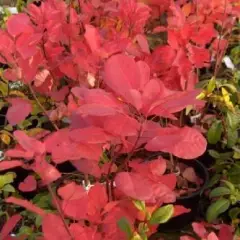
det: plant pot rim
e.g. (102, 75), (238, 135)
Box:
(177, 159), (209, 200)
(146, 152), (209, 200)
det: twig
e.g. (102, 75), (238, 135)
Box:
(47, 185), (74, 239)
(28, 84), (59, 131)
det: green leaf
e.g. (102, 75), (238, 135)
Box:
(233, 151), (240, 159)
(0, 81), (8, 97)
(228, 165), (240, 185)
(207, 120), (223, 144)
(149, 204), (174, 225)
(226, 128), (238, 148)
(0, 172), (16, 188)
(138, 223), (148, 240)
(207, 174), (221, 188)
(207, 77), (216, 93)
(221, 84), (237, 93)
(133, 200), (145, 211)
(35, 215), (42, 228)
(222, 180), (235, 192)
(18, 226), (33, 236)
(229, 207), (240, 220)
(206, 198), (230, 223)
(208, 150), (220, 159)
(209, 187), (231, 198)
(2, 184), (15, 192)
(117, 217), (132, 239)
(18, 120), (32, 130)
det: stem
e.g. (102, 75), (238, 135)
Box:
(28, 86), (72, 237)
(213, 0), (228, 78)
(47, 185), (74, 239)
(28, 84), (59, 131)
(169, 153), (176, 172)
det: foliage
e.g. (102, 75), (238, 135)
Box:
(0, 0), (239, 239)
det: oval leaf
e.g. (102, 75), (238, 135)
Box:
(207, 120), (223, 144)
(209, 187), (231, 198)
(149, 204), (174, 225)
(206, 198), (230, 223)
(117, 217), (133, 239)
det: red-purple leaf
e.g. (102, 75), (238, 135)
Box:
(173, 205), (191, 217)
(182, 167), (199, 183)
(70, 127), (114, 143)
(7, 14), (32, 37)
(57, 182), (88, 220)
(0, 214), (22, 239)
(104, 114), (140, 137)
(6, 98), (32, 126)
(71, 159), (101, 178)
(58, 182), (86, 200)
(104, 54), (141, 96)
(145, 126), (207, 159)
(192, 222), (207, 238)
(42, 214), (71, 240)
(0, 160), (23, 171)
(32, 156), (61, 184)
(5, 197), (45, 216)
(115, 172), (154, 201)
(19, 175), (37, 192)
(14, 130), (45, 156)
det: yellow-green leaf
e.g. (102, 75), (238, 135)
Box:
(0, 172), (16, 188)
(207, 77), (216, 93)
(149, 204), (174, 225)
(0, 133), (11, 145)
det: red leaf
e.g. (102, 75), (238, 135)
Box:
(129, 157), (167, 180)
(5, 147), (34, 159)
(59, 62), (78, 80)
(207, 232), (219, 240)
(5, 197), (45, 216)
(173, 205), (191, 217)
(145, 126), (207, 159)
(71, 159), (101, 178)
(135, 34), (150, 54)
(7, 14), (32, 37)
(157, 174), (177, 190)
(104, 114), (140, 137)
(0, 160), (23, 171)
(32, 156), (61, 184)
(50, 86), (69, 102)
(188, 45), (210, 68)
(192, 222), (207, 238)
(77, 104), (117, 116)
(0, 214), (22, 239)
(16, 33), (42, 59)
(115, 172), (154, 201)
(84, 24), (101, 53)
(57, 182), (88, 220)
(19, 175), (37, 192)
(87, 183), (108, 220)
(6, 98), (32, 126)
(147, 45), (176, 72)
(104, 54), (141, 96)
(51, 141), (102, 163)
(14, 130), (45, 156)
(34, 69), (51, 88)
(58, 182), (86, 199)
(182, 167), (199, 183)
(69, 224), (91, 240)
(42, 214), (71, 240)
(70, 127), (114, 143)
(190, 24), (217, 46)
(218, 224), (233, 240)
(180, 236), (195, 240)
